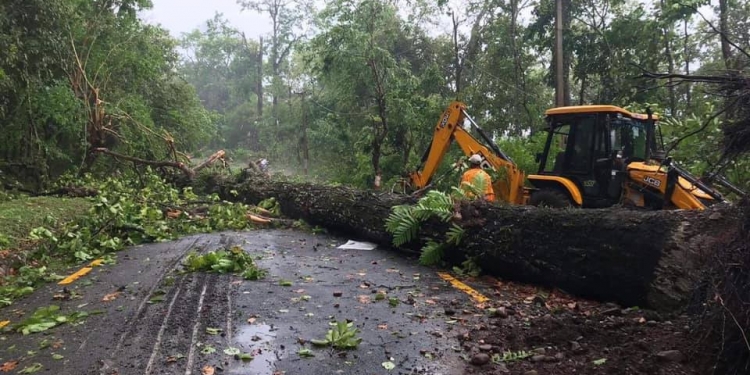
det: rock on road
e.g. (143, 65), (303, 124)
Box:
(0, 229), (477, 375)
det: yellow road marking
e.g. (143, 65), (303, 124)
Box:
(58, 258), (104, 285)
(437, 272), (489, 304)
(0, 320), (9, 329)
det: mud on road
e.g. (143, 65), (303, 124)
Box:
(0, 230), (473, 375)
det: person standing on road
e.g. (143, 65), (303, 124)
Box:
(460, 154), (496, 202)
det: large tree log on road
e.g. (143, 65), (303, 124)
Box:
(214, 175), (741, 312)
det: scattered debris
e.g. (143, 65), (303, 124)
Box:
(471, 353), (490, 366)
(0, 361), (19, 372)
(183, 245), (266, 280)
(337, 240), (377, 251)
(310, 321), (362, 349)
(17, 363), (43, 373)
(14, 305), (88, 335)
(656, 350), (685, 362)
(298, 348), (314, 358)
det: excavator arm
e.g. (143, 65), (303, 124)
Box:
(407, 101), (528, 205)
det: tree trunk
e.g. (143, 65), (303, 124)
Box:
(216, 176), (741, 313)
(661, 0), (677, 115)
(452, 12), (462, 97)
(719, 0), (733, 70)
(578, 75), (586, 105)
(257, 37), (264, 118)
(271, 3), (280, 127)
(509, 0), (534, 129)
(684, 19), (691, 109)
(555, 0), (565, 107)
(300, 91), (309, 175)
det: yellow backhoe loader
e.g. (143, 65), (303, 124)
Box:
(401, 101), (744, 210)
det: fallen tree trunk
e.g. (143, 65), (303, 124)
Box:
(214, 175), (741, 312)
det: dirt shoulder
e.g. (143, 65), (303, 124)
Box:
(452, 276), (701, 375)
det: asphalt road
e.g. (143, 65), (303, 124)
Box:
(0, 229), (479, 375)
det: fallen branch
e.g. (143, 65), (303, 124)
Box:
(193, 150), (227, 173)
(92, 148), (227, 180)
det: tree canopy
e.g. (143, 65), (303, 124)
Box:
(0, 0), (748, 193)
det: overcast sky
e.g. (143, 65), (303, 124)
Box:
(140, 0), (716, 43)
(140, 0), (476, 41)
(140, 0), (274, 40)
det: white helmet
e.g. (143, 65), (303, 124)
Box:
(468, 154), (482, 165)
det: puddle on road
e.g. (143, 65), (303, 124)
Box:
(226, 323), (279, 374)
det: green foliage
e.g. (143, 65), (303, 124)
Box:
(258, 198), (281, 216)
(0, 196), (91, 249)
(310, 320), (362, 350)
(385, 190), (453, 247)
(418, 240), (447, 266)
(452, 257), (482, 278)
(492, 350), (532, 363)
(385, 184), (492, 266)
(183, 245), (266, 280)
(14, 305), (89, 335)
(0, 169), (263, 307)
(0, 266), (64, 307)
(0, 0), (216, 188)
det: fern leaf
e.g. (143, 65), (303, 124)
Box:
(389, 210), (420, 246)
(419, 240), (446, 266)
(445, 223), (465, 245)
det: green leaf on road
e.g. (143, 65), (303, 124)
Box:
(236, 353), (254, 361)
(298, 348), (315, 358)
(382, 361), (396, 370)
(201, 345), (216, 355)
(18, 363), (43, 373)
(223, 347), (240, 356)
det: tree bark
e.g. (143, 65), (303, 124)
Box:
(555, 0), (565, 107)
(257, 36), (264, 117)
(215, 176), (741, 313)
(684, 19), (691, 108)
(452, 11), (462, 97)
(660, 0), (677, 115)
(719, 0), (733, 70)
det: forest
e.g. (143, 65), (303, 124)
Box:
(2, 1), (750, 374)
(1, 0), (748, 192)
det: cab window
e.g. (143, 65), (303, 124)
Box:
(611, 117), (647, 159)
(543, 124), (569, 173)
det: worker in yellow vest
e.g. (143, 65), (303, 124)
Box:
(460, 154), (496, 202)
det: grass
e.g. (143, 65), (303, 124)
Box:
(0, 196), (92, 248)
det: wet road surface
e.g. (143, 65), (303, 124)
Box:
(0, 229), (482, 375)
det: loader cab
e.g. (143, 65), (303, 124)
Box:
(531, 105), (659, 208)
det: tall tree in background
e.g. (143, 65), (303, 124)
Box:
(237, 0), (313, 127)
(306, 0), (437, 183)
(179, 14), (263, 149)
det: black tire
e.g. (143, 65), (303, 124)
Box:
(529, 189), (573, 208)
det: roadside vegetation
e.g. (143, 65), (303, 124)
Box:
(0, 168), (261, 308)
